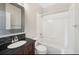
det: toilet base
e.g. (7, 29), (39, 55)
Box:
(35, 45), (47, 54)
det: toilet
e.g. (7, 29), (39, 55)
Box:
(33, 37), (47, 54)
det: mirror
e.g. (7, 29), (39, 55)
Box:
(0, 3), (24, 36)
(6, 4), (21, 29)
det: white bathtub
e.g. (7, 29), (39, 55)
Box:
(37, 38), (65, 54)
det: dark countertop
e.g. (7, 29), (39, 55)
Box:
(0, 38), (35, 55)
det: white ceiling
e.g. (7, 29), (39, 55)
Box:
(39, 3), (56, 8)
(25, 3), (71, 14)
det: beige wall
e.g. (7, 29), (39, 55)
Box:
(24, 4), (41, 38)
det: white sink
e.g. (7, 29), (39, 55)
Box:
(7, 40), (27, 49)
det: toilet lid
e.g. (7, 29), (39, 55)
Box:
(36, 45), (47, 51)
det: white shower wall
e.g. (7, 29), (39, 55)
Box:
(41, 12), (70, 49)
(36, 5), (75, 54)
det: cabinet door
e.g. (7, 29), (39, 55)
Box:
(24, 43), (35, 55)
(16, 42), (35, 55)
(28, 43), (35, 55)
(16, 49), (24, 55)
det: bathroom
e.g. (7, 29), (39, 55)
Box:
(0, 3), (79, 55)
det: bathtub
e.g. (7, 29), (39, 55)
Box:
(37, 37), (65, 54)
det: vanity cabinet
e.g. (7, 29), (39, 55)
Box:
(16, 42), (35, 55)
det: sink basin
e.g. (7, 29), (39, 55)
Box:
(7, 40), (27, 49)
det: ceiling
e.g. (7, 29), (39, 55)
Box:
(25, 3), (71, 14)
(39, 3), (56, 8)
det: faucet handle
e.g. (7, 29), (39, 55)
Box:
(14, 36), (18, 42)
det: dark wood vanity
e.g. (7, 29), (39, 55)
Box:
(0, 34), (36, 55)
(16, 41), (35, 55)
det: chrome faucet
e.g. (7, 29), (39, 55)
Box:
(12, 36), (18, 43)
(14, 36), (18, 42)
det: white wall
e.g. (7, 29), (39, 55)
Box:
(63, 4), (79, 54)
(24, 4), (41, 38)
(63, 4), (75, 54)
(74, 4), (79, 54)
